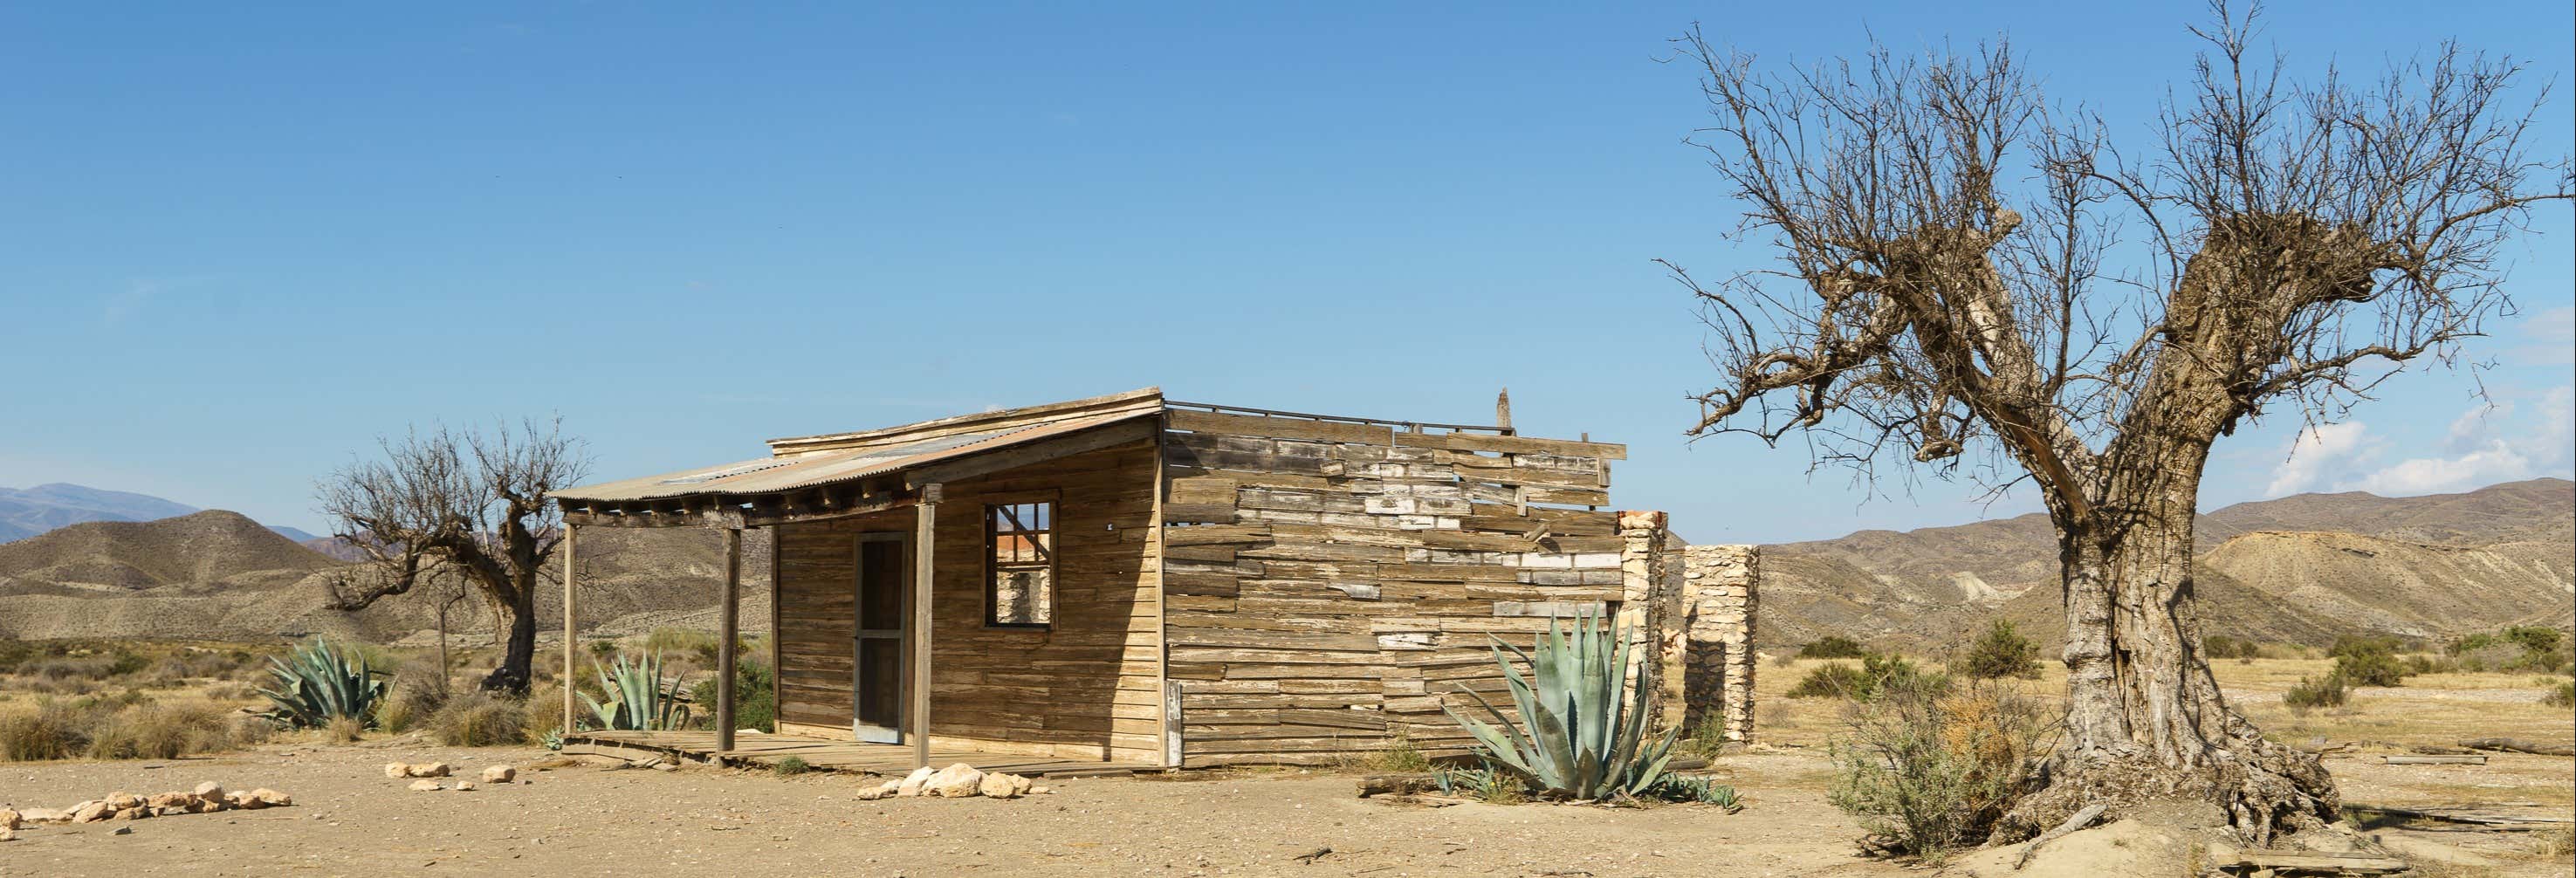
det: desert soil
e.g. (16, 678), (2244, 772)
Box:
(0, 738), (1929, 878)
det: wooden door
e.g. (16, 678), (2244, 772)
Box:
(853, 532), (909, 744)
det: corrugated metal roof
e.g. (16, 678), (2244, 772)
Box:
(552, 409), (1154, 504)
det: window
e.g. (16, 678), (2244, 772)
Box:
(986, 501), (1054, 627)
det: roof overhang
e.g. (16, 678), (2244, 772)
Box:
(554, 397), (1163, 529)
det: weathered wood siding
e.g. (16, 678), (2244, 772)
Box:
(1157, 409), (1626, 766)
(772, 439), (1164, 763)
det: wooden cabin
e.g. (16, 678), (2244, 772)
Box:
(551, 388), (1662, 770)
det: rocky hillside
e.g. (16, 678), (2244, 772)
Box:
(0, 511), (764, 644)
(1761, 478), (2574, 652)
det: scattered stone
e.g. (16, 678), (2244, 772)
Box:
(652, 763), (678, 772)
(408, 780), (443, 792)
(924, 764), (985, 798)
(978, 772), (1033, 799)
(0, 826), (14, 842)
(18, 808), (65, 824)
(403, 762), (452, 779)
(855, 780), (903, 801)
(105, 792), (142, 811)
(481, 765), (516, 785)
(384, 763), (410, 779)
(111, 826), (132, 836)
(71, 801), (112, 823)
(895, 766), (937, 797)
(193, 782), (225, 802)
(112, 807), (148, 820)
(153, 806), (187, 817)
(456, 781), (477, 792)
(1030, 785), (1051, 795)
(145, 792), (192, 810)
(247, 789), (292, 807)
(0, 808), (18, 831)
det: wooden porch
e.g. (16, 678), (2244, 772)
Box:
(560, 731), (1159, 779)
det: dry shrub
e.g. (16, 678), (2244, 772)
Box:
(86, 702), (237, 759)
(2283, 673), (2349, 711)
(1828, 678), (2053, 861)
(0, 703), (92, 760)
(1335, 730), (1432, 773)
(523, 681), (566, 744)
(2545, 681), (2574, 709)
(375, 664), (454, 734)
(433, 690), (529, 747)
(322, 714), (366, 743)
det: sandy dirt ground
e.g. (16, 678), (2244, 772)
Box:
(1, 738), (1924, 878)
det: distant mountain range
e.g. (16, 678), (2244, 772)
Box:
(0, 479), (2565, 651)
(1760, 477), (2574, 651)
(0, 484), (320, 545)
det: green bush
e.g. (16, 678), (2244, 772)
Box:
(2332, 650), (2409, 688)
(1829, 679), (2048, 861)
(2504, 627), (2565, 655)
(1956, 621), (2042, 680)
(1788, 662), (1874, 699)
(432, 690), (530, 746)
(773, 755), (811, 777)
(1645, 773), (1742, 809)
(1789, 654), (1949, 701)
(2203, 634), (2260, 660)
(1800, 636), (1869, 660)
(687, 659), (776, 734)
(2283, 674), (2349, 710)
(2545, 681), (2574, 709)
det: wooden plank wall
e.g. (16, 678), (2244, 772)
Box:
(1157, 409), (1627, 766)
(772, 440), (1165, 764)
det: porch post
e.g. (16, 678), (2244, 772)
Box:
(718, 526), (742, 752)
(911, 484), (941, 769)
(561, 522), (579, 737)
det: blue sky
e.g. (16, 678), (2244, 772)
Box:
(2, 3), (2568, 543)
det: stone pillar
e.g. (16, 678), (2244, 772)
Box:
(1614, 511), (1669, 724)
(1681, 545), (1760, 743)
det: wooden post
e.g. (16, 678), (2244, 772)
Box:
(560, 522), (579, 737)
(910, 485), (941, 770)
(717, 526), (742, 753)
(1494, 388), (1513, 434)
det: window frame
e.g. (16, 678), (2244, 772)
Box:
(980, 491), (1061, 630)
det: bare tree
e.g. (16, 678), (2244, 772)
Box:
(1666, 3), (2568, 843)
(318, 419), (587, 695)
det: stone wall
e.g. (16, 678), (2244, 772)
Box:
(1680, 544), (1760, 742)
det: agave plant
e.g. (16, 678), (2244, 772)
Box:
(255, 639), (388, 729)
(1444, 608), (1680, 800)
(580, 650), (693, 731)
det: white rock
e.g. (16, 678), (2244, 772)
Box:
(924, 764), (985, 798)
(978, 772), (1031, 799)
(17, 808), (65, 824)
(192, 782), (225, 802)
(481, 765), (517, 785)
(408, 780), (443, 792)
(384, 763), (411, 779)
(71, 801), (112, 823)
(0, 808), (17, 831)
(247, 788), (292, 807)
(455, 781), (477, 792)
(895, 766), (938, 797)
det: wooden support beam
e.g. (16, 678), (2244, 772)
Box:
(561, 523), (579, 736)
(717, 526), (741, 753)
(910, 484), (941, 770)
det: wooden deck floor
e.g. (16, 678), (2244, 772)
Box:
(560, 731), (1157, 779)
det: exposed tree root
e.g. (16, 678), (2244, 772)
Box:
(2001, 737), (2338, 847)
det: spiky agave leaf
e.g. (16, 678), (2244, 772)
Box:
(1438, 607), (1679, 799)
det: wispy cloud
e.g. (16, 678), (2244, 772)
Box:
(2265, 385), (2575, 497)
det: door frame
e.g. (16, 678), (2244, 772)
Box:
(852, 531), (910, 744)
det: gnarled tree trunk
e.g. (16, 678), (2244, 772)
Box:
(2010, 449), (2337, 844)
